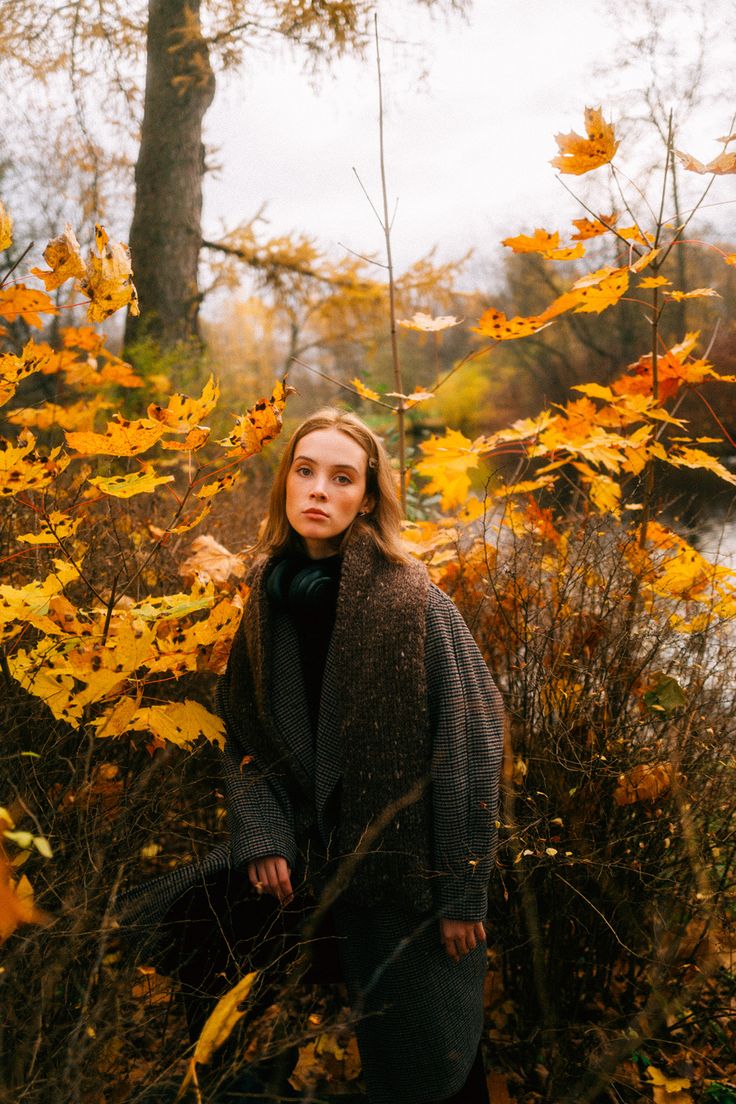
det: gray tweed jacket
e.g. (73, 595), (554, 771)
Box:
(122, 582), (504, 1103)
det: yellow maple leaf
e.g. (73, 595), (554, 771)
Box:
(415, 429), (480, 510)
(666, 287), (720, 301)
(149, 501), (212, 535)
(546, 242), (586, 260)
(617, 225), (655, 245)
(474, 307), (551, 341)
(0, 285), (57, 329)
(543, 266), (629, 317)
(8, 396), (111, 432)
(551, 106), (619, 175)
(92, 696), (142, 738)
(148, 375), (219, 432)
(159, 426), (210, 451)
(31, 224), (86, 291)
(127, 700), (226, 748)
(6, 643), (82, 722)
(0, 202), (12, 252)
(0, 861), (48, 943)
(66, 415), (166, 457)
(87, 463), (175, 499)
(351, 377), (381, 402)
(571, 463), (621, 515)
(179, 971), (257, 1095)
(494, 475), (557, 497)
(645, 1066), (692, 1104)
(0, 428), (70, 497)
(67, 619), (156, 708)
(217, 379), (293, 460)
(194, 468), (240, 500)
(501, 229), (585, 261)
(668, 447), (736, 487)
(397, 313), (462, 332)
(0, 342), (49, 407)
(502, 229), (560, 253)
(570, 214), (617, 240)
(79, 224), (139, 322)
(639, 275), (671, 288)
(18, 511), (83, 545)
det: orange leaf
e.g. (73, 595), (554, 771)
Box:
(351, 377), (381, 402)
(551, 106), (618, 175)
(541, 266), (629, 318)
(31, 224), (86, 291)
(194, 469), (240, 500)
(148, 375), (219, 432)
(0, 202), (12, 252)
(415, 428), (480, 509)
(217, 379), (293, 460)
(570, 213), (617, 240)
(79, 224), (139, 322)
(0, 285), (57, 328)
(502, 229), (560, 253)
(159, 426), (210, 451)
(0, 343), (48, 407)
(501, 229), (585, 260)
(0, 860), (48, 942)
(66, 415), (166, 457)
(638, 276), (671, 288)
(474, 307), (551, 341)
(617, 225), (655, 246)
(0, 429), (70, 498)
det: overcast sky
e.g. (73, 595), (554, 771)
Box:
(202, 0), (735, 289)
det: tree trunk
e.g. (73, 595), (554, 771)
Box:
(125, 0), (215, 351)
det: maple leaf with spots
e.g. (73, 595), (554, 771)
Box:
(551, 106), (618, 175)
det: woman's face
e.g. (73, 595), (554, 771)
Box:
(285, 427), (373, 559)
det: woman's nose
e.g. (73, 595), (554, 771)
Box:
(310, 481), (327, 499)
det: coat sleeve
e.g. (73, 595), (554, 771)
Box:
(215, 669), (298, 873)
(425, 583), (505, 922)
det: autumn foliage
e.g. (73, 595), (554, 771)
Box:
(1, 108), (735, 1102)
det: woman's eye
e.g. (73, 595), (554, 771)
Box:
(334, 474), (351, 485)
(296, 465), (312, 476)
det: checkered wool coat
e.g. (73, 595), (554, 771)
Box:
(122, 577), (504, 1104)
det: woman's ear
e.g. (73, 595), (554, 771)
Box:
(360, 492), (376, 516)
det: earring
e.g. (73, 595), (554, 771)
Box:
(358, 510), (368, 517)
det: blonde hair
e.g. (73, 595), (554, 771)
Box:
(256, 408), (411, 563)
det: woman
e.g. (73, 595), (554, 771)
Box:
(132, 408), (504, 1103)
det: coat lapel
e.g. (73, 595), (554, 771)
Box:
(314, 630), (344, 835)
(270, 610), (315, 785)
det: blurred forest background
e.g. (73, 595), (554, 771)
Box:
(1, 2), (736, 1103)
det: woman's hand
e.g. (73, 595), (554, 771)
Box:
(247, 856), (293, 903)
(440, 918), (486, 962)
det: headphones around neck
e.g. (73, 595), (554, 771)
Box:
(266, 558), (338, 611)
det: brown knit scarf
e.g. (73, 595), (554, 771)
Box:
(222, 526), (434, 911)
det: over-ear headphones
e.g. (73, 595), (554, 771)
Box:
(266, 558), (338, 611)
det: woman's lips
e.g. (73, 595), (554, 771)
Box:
(303, 508), (328, 518)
